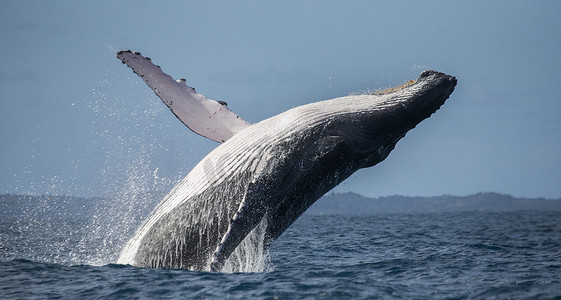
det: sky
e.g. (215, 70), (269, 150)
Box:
(1, 1), (560, 199)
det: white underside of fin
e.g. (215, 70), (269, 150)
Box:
(117, 50), (251, 143)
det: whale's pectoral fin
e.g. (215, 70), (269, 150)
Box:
(117, 50), (251, 143)
(209, 191), (268, 272)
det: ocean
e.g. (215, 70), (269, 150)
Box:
(1, 211), (560, 299)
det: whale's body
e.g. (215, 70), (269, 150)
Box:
(115, 51), (457, 271)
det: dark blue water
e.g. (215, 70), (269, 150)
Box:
(1, 212), (560, 299)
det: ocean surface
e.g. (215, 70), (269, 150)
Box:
(1, 211), (560, 299)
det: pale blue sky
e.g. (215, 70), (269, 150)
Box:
(1, 1), (560, 198)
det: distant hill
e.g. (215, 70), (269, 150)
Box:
(2, 192), (560, 218)
(307, 192), (561, 215)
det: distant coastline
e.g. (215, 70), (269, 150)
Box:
(307, 192), (561, 215)
(2, 192), (561, 218)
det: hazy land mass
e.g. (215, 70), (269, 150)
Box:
(307, 192), (561, 215)
(2, 192), (560, 219)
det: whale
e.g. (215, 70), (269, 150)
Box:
(115, 50), (457, 272)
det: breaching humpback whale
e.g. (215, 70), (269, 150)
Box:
(115, 50), (457, 272)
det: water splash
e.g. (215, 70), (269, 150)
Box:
(86, 73), (272, 272)
(73, 75), (178, 265)
(4, 71), (272, 272)
(4, 74), (179, 266)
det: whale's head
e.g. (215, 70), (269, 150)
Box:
(330, 70), (457, 168)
